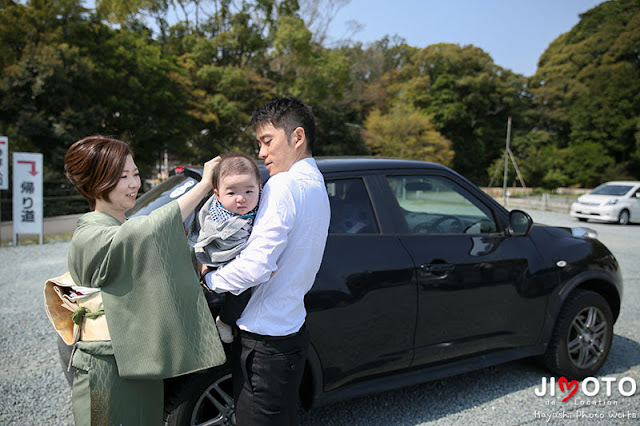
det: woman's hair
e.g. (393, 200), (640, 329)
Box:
(64, 136), (134, 210)
(213, 152), (261, 190)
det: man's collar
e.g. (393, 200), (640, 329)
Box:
(289, 157), (315, 172)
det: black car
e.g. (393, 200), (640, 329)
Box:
(58, 158), (623, 425)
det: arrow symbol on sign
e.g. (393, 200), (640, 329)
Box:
(18, 160), (38, 176)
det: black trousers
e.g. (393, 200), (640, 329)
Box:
(232, 326), (309, 426)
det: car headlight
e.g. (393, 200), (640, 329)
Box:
(604, 199), (618, 205)
(571, 227), (598, 239)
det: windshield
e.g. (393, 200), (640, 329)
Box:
(591, 184), (633, 196)
(126, 175), (198, 218)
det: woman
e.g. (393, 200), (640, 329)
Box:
(63, 136), (226, 425)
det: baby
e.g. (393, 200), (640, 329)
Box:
(187, 152), (261, 343)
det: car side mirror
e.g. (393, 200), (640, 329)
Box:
(508, 210), (533, 236)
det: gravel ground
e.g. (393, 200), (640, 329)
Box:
(0, 209), (638, 425)
(0, 242), (73, 425)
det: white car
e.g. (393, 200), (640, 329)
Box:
(570, 181), (640, 224)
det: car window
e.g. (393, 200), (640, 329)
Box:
(386, 175), (497, 235)
(326, 178), (379, 234)
(591, 184), (634, 196)
(126, 174), (194, 218)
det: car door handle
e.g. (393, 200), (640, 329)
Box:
(419, 263), (454, 279)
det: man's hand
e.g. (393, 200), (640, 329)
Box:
(198, 261), (210, 278)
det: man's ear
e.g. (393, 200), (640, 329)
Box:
(292, 127), (306, 149)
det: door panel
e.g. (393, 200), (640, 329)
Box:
(307, 236), (417, 391)
(305, 177), (417, 391)
(384, 174), (547, 366)
(631, 188), (640, 221)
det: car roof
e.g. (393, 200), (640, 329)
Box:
(600, 181), (640, 185)
(313, 157), (449, 174)
(179, 157), (451, 177)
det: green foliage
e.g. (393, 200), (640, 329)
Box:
(527, 0), (640, 185)
(378, 43), (530, 183)
(364, 103), (453, 165)
(0, 40), (104, 174)
(563, 142), (615, 187)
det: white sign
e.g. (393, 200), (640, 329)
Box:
(0, 136), (7, 190)
(12, 152), (43, 244)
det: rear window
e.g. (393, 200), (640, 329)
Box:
(126, 175), (198, 218)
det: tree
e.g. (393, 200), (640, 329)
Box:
(0, 0), (102, 174)
(383, 43), (529, 183)
(84, 28), (201, 171)
(364, 103), (453, 165)
(528, 0), (640, 182)
(0, 0), (200, 177)
(0, 42), (103, 169)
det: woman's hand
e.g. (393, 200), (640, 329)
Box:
(199, 156), (221, 192)
(176, 156), (221, 221)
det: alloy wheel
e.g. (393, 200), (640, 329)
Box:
(566, 306), (609, 369)
(618, 210), (630, 225)
(190, 373), (235, 426)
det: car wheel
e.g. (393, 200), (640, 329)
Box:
(577, 218), (588, 222)
(164, 364), (235, 426)
(618, 209), (630, 225)
(541, 290), (613, 380)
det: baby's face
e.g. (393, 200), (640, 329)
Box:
(214, 173), (260, 215)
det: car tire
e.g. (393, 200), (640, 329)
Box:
(541, 290), (613, 380)
(618, 209), (630, 225)
(577, 218), (588, 222)
(164, 364), (235, 426)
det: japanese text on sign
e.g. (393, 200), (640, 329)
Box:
(12, 152), (43, 241)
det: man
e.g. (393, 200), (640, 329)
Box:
(204, 97), (331, 425)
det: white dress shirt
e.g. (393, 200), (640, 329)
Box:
(205, 158), (330, 336)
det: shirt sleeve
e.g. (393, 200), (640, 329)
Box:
(206, 175), (296, 295)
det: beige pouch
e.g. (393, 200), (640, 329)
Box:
(44, 272), (111, 345)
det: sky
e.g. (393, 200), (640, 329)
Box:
(325, 0), (605, 76)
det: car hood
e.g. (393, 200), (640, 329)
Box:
(576, 194), (623, 205)
(532, 222), (599, 240)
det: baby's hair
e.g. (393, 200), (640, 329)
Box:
(212, 152), (261, 190)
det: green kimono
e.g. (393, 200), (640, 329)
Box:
(68, 201), (226, 425)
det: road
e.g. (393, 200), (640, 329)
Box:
(0, 209), (638, 425)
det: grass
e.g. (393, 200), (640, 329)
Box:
(1, 231), (74, 247)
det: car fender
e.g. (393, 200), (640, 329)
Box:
(301, 341), (324, 410)
(539, 268), (622, 346)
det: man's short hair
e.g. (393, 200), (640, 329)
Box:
(249, 97), (316, 154)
